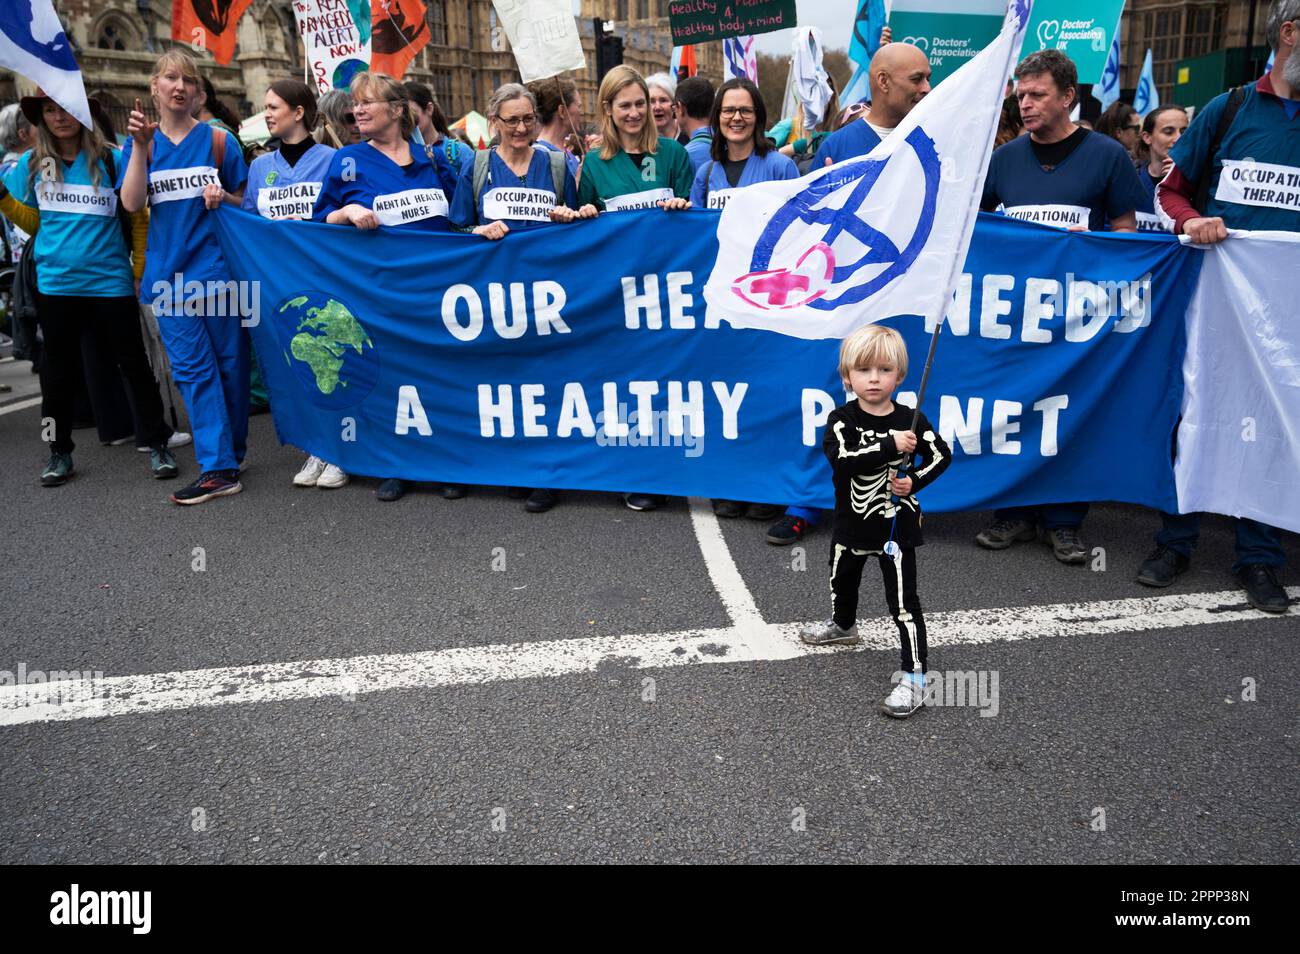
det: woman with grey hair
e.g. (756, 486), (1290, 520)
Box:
(1, 103), (35, 263)
(314, 88), (360, 146)
(447, 83), (595, 514)
(645, 72), (680, 141)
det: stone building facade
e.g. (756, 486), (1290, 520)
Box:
(2, 1), (721, 136)
(1119, 0), (1271, 101)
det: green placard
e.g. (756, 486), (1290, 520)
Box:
(667, 1), (796, 44)
(1018, 0), (1127, 84)
(889, 0), (1007, 86)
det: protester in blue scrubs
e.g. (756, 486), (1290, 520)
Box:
(450, 83), (588, 237)
(314, 72), (459, 504)
(0, 91), (181, 487)
(448, 83), (595, 514)
(1134, 105), (1188, 231)
(243, 80), (349, 493)
(528, 77), (584, 179)
(314, 72), (459, 236)
(119, 50), (249, 506)
(405, 82), (472, 177)
(676, 76), (716, 174)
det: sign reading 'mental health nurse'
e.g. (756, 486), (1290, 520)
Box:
(888, 0), (1007, 87)
(1019, 0), (1127, 84)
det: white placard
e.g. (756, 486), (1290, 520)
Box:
(491, 0), (586, 83)
(147, 166), (219, 205)
(1002, 203), (1089, 229)
(482, 186), (555, 222)
(257, 181), (323, 220)
(603, 188), (673, 212)
(35, 181), (117, 216)
(1215, 159), (1300, 213)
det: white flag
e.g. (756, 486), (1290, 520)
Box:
(0, 0), (91, 128)
(491, 0), (586, 84)
(1175, 231), (1300, 534)
(703, 3), (1031, 340)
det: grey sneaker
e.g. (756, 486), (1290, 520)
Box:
(1048, 527), (1088, 565)
(975, 518), (1036, 550)
(799, 619), (861, 646)
(150, 444), (179, 479)
(40, 452), (74, 487)
(880, 678), (924, 719)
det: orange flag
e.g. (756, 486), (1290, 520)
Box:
(171, 0), (254, 65)
(371, 0), (430, 79)
(677, 44), (697, 81)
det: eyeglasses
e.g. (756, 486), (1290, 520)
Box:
(343, 113), (356, 124)
(1124, 123), (1141, 132)
(719, 107), (756, 119)
(496, 114), (537, 128)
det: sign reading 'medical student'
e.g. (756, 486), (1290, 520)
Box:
(668, 0), (796, 44)
(888, 0), (1007, 87)
(1019, 0), (1127, 84)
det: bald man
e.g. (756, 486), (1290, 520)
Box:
(814, 42), (932, 167)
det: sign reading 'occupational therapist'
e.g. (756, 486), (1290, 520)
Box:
(888, 0), (1007, 87)
(668, 1), (796, 44)
(1019, 0), (1127, 84)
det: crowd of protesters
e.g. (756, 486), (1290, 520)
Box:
(1, 0), (1296, 630)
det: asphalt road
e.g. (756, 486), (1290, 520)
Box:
(0, 400), (1296, 864)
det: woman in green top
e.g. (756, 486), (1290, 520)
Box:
(576, 65), (694, 215)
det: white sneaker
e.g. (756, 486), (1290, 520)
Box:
(136, 431), (193, 452)
(293, 455), (327, 487)
(880, 678), (924, 719)
(316, 463), (349, 489)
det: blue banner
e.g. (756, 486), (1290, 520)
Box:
(211, 209), (1199, 513)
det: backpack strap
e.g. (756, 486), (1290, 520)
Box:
(1194, 84), (1246, 215)
(472, 149), (491, 212)
(703, 159), (715, 207)
(543, 147), (567, 200)
(211, 123), (226, 172)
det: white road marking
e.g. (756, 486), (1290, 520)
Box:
(0, 396), (41, 416)
(1, 587), (1293, 727)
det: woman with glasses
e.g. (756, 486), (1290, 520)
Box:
(448, 83), (594, 514)
(1095, 101), (1141, 160)
(316, 89), (361, 147)
(690, 78), (797, 211)
(689, 79), (794, 523)
(313, 72), (460, 504)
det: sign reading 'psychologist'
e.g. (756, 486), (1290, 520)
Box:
(212, 207), (1200, 515)
(668, 0), (796, 44)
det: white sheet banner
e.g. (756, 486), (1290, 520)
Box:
(1175, 230), (1300, 533)
(491, 0), (586, 83)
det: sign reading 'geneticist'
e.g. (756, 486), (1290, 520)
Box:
(668, 0), (796, 44)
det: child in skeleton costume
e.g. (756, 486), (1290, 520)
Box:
(800, 325), (951, 719)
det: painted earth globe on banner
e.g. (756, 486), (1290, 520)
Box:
(274, 292), (380, 410)
(332, 59), (369, 90)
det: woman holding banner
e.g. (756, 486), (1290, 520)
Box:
(242, 80), (349, 492)
(448, 82), (595, 514)
(688, 78), (796, 523)
(576, 66), (695, 216)
(313, 72), (460, 504)
(120, 50), (250, 506)
(576, 65), (694, 512)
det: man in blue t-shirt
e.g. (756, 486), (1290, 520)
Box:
(676, 77), (715, 175)
(813, 41), (931, 169)
(975, 49), (1147, 566)
(1139, 0), (1300, 614)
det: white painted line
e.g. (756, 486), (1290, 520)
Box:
(1, 587), (1292, 727)
(0, 396), (40, 417)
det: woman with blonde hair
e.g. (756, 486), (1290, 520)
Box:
(120, 49), (250, 505)
(312, 72), (460, 504)
(575, 65), (694, 216)
(0, 90), (183, 486)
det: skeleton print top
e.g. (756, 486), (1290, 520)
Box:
(822, 401), (952, 549)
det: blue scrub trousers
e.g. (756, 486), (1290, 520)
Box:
(154, 299), (249, 473)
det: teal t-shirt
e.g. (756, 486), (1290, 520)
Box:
(4, 148), (133, 297)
